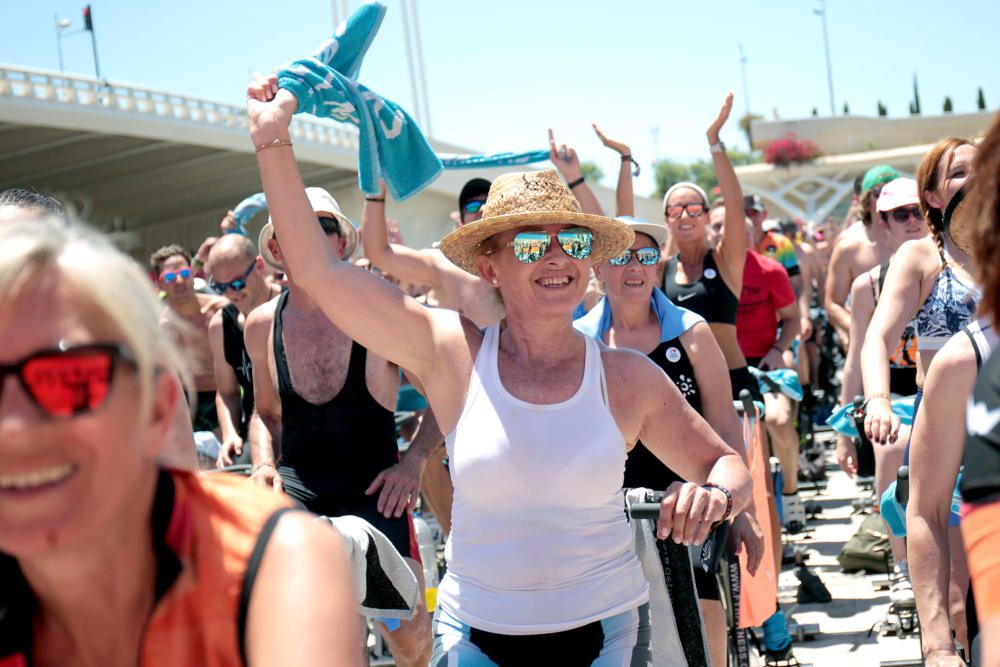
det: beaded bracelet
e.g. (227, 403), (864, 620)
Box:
(703, 482), (733, 524)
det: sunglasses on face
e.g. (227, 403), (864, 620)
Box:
(210, 259), (256, 294)
(505, 228), (594, 263)
(666, 203), (707, 220)
(0, 343), (135, 418)
(463, 199), (487, 215)
(609, 246), (660, 266)
(160, 267), (192, 283)
(888, 206), (923, 224)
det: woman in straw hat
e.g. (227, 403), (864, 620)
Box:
(247, 73), (751, 664)
(575, 215), (764, 666)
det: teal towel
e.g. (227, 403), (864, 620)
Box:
(278, 2), (441, 202)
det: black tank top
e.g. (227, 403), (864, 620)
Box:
(624, 337), (702, 490)
(272, 291), (398, 513)
(663, 251), (739, 325)
(221, 305), (255, 439)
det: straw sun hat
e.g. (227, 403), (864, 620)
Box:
(258, 187), (358, 271)
(439, 170), (634, 274)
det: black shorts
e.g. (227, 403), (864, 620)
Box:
(889, 367), (918, 397)
(278, 466), (420, 563)
(729, 366), (764, 405)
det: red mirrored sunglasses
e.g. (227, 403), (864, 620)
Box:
(0, 343), (135, 418)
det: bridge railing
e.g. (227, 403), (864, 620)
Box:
(0, 63), (359, 152)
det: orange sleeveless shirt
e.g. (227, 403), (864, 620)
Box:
(0, 469), (293, 667)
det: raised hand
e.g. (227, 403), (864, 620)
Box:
(548, 128), (583, 182)
(592, 124), (631, 156)
(246, 72), (299, 137)
(707, 91), (735, 144)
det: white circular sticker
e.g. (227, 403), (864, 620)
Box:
(704, 268), (718, 279)
(665, 347), (682, 363)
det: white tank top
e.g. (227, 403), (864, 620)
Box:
(438, 325), (648, 635)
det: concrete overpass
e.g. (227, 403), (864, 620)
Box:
(0, 63), (661, 261)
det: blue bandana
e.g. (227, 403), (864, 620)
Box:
(574, 288), (704, 343)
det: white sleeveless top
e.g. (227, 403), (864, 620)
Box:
(437, 325), (648, 635)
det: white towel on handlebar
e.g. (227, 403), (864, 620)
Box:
(626, 488), (706, 667)
(320, 515), (419, 620)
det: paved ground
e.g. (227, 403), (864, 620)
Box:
(767, 431), (923, 667)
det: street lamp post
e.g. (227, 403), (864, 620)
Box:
(54, 15), (71, 71)
(814, 0), (836, 116)
(738, 44), (753, 148)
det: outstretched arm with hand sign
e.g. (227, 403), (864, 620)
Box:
(593, 123), (634, 217)
(548, 128), (603, 216)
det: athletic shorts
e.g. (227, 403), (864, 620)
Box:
(729, 366), (764, 405)
(431, 603), (652, 666)
(278, 466), (421, 563)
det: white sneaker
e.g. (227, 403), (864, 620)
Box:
(890, 561), (916, 608)
(783, 492), (807, 533)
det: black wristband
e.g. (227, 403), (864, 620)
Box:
(365, 197), (385, 203)
(620, 154), (632, 161)
(567, 176), (585, 189)
(770, 345), (785, 354)
(703, 483), (733, 525)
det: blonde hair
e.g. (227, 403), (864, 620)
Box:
(0, 219), (191, 419)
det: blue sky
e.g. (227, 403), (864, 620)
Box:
(2, 0), (997, 195)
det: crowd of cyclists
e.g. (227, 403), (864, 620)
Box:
(2, 64), (1000, 666)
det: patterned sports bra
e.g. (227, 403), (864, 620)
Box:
(913, 240), (981, 352)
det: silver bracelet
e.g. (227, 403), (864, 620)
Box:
(709, 140), (726, 154)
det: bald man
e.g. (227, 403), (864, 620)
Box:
(206, 234), (281, 466)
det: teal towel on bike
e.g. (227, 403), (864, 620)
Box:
(277, 3), (550, 202)
(574, 288), (704, 342)
(232, 192), (268, 233)
(825, 396), (916, 438)
(748, 367), (804, 401)
(882, 471), (963, 537)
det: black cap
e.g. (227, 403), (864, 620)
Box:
(743, 193), (764, 212)
(459, 178), (492, 209)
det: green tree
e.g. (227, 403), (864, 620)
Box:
(877, 100), (887, 117)
(978, 87), (987, 111)
(653, 151), (760, 199)
(811, 107), (818, 117)
(912, 73), (922, 115)
(579, 161), (604, 183)
(943, 96), (954, 113)
(843, 101), (850, 115)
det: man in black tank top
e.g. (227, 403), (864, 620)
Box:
(243, 197), (433, 666)
(206, 235), (282, 467)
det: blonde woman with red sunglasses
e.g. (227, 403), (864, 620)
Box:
(0, 219), (361, 666)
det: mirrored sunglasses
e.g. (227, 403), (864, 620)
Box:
(506, 228), (594, 263)
(609, 247), (660, 266)
(160, 267), (192, 283)
(463, 200), (487, 214)
(0, 343), (135, 418)
(210, 259), (257, 294)
(666, 203), (706, 220)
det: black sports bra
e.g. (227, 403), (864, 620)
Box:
(663, 251), (739, 325)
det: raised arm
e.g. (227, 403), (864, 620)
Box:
(906, 339), (976, 663)
(862, 242), (928, 444)
(246, 74), (451, 383)
(361, 181), (444, 288)
(708, 93), (747, 282)
(592, 124), (634, 217)
(549, 128), (603, 216)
